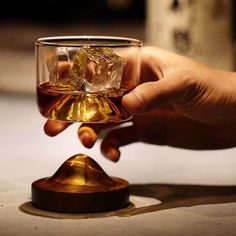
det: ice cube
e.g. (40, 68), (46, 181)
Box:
(71, 47), (126, 91)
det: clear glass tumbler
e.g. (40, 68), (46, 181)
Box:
(36, 36), (142, 123)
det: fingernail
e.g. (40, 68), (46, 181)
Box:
(122, 89), (144, 113)
(105, 148), (120, 162)
(80, 132), (94, 148)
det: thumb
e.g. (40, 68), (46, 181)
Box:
(122, 76), (189, 114)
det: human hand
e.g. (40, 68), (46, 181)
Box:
(44, 47), (236, 161)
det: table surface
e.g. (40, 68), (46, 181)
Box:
(1, 94), (236, 236)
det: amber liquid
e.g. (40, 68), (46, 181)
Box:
(37, 81), (131, 123)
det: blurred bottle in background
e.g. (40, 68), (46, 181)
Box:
(146, 0), (234, 70)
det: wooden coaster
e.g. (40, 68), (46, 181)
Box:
(32, 154), (130, 213)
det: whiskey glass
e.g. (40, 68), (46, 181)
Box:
(36, 36), (142, 123)
(32, 36), (142, 213)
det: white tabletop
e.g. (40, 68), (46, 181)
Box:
(1, 94), (236, 236)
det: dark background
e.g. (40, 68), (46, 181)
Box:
(0, 0), (145, 24)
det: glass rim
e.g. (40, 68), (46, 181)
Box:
(35, 35), (143, 47)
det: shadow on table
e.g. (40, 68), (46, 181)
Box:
(19, 184), (236, 219)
